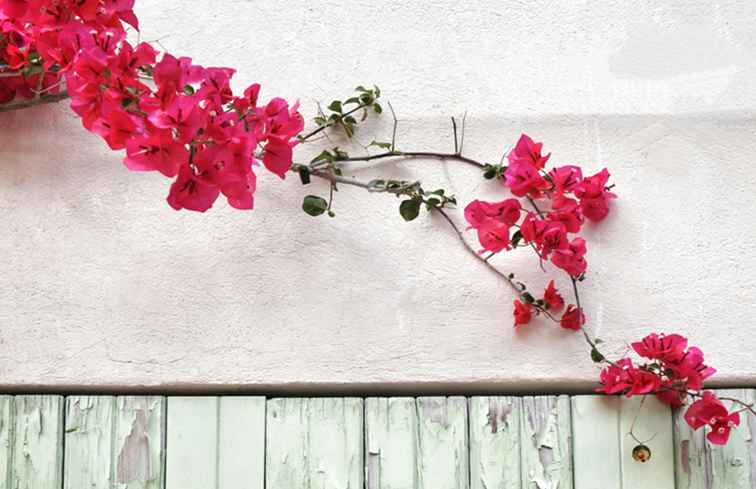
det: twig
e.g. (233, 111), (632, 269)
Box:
(299, 103), (370, 142)
(0, 91), (69, 112)
(337, 150), (486, 169)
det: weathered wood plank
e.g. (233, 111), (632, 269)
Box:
(618, 395), (674, 488)
(469, 396), (521, 489)
(11, 396), (64, 489)
(520, 396), (572, 489)
(573, 395), (674, 489)
(64, 396), (116, 489)
(675, 389), (756, 489)
(266, 398), (363, 489)
(217, 397), (266, 489)
(114, 396), (165, 489)
(572, 395), (622, 489)
(365, 398), (419, 489)
(165, 397), (217, 489)
(416, 397), (469, 489)
(0, 396), (12, 489)
(166, 396), (266, 489)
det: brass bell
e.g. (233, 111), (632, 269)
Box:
(632, 444), (651, 463)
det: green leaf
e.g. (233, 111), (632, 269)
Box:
(344, 97), (360, 105)
(302, 195), (328, 216)
(298, 166), (311, 185)
(426, 197), (441, 209)
(511, 230), (523, 248)
(343, 115), (357, 125)
(355, 85), (368, 92)
(310, 150), (333, 164)
(591, 347), (605, 363)
(522, 292), (535, 303)
(399, 198), (422, 221)
(373, 102), (383, 114)
(328, 100), (343, 113)
(313, 116), (327, 126)
(183, 85), (196, 95)
(369, 140), (393, 150)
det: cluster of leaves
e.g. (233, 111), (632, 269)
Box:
(308, 85), (382, 138)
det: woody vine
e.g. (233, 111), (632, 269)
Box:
(1, 0), (751, 448)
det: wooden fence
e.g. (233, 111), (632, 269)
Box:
(0, 390), (754, 488)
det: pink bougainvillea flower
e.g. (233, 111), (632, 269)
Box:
(464, 198), (521, 230)
(549, 165), (583, 194)
(597, 358), (634, 394)
(551, 237), (587, 277)
(166, 164), (220, 212)
(513, 299), (533, 327)
(262, 136), (294, 179)
(668, 346), (716, 390)
(656, 380), (688, 408)
(628, 368), (662, 396)
(520, 212), (547, 245)
(91, 107), (140, 150)
(504, 161), (549, 198)
(124, 129), (187, 177)
(631, 333), (688, 364)
(476, 220), (511, 254)
(684, 391), (740, 445)
(0, 0), (28, 18)
(547, 198), (584, 233)
(560, 304), (584, 331)
(508, 133), (550, 170)
(575, 168), (616, 222)
(539, 222), (569, 258)
(543, 280), (564, 311)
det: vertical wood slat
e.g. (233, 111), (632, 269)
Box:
(469, 397), (521, 489)
(365, 397), (468, 489)
(64, 396), (165, 489)
(416, 397), (469, 489)
(0, 396), (11, 489)
(572, 395), (674, 489)
(265, 398), (363, 489)
(674, 388), (756, 489)
(520, 396), (573, 489)
(165, 396), (265, 489)
(365, 398), (418, 489)
(12, 396), (65, 489)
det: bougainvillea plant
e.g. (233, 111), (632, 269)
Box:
(1, 0), (752, 447)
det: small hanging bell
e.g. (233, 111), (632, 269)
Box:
(632, 444), (651, 463)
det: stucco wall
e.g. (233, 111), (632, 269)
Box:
(1, 0), (755, 393)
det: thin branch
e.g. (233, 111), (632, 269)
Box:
(336, 150), (486, 169)
(388, 101), (398, 152)
(451, 117), (459, 154)
(0, 91), (69, 112)
(527, 196), (546, 218)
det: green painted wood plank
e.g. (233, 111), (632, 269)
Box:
(0, 396), (12, 489)
(416, 397), (469, 489)
(12, 396), (64, 489)
(365, 398), (418, 489)
(217, 397), (265, 489)
(520, 396), (572, 489)
(675, 389), (756, 489)
(618, 396), (674, 488)
(572, 396), (621, 489)
(166, 396), (265, 489)
(64, 396), (116, 489)
(114, 396), (165, 489)
(469, 397), (521, 489)
(65, 396), (165, 489)
(573, 395), (674, 489)
(165, 397), (217, 489)
(266, 398), (363, 489)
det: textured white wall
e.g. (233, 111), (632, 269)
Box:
(1, 0), (755, 393)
